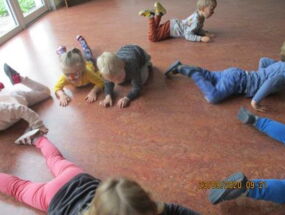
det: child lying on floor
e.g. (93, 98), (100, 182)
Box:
(165, 41), (285, 112)
(0, 63), (50, 138)
(97, 45), (152, 108)
(54, 35), (104, 106)
(139, 0), (216, 43)
(1, 130), (200, 215)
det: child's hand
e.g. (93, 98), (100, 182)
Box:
(59, 94), (71, 107)
(85, 92), (97, 103)
(251, 100), (267, 112)
(117, 97), (130, 108)
(100, 95), (113, 107)
(201, 36), (210, 43)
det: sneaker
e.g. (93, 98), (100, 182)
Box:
(138, 9), (155, 17)
(154, 2), (167, 16)
(76, 35), (84, 41)
(15, 128), (42, 145)
(4, 63), (21, 85)
(0, 82), (4, 89)
(208, 172), (248, 205)
(164, 60), (182, 77)
(56, 46), (67, 55)
(237, 107), (258, 125)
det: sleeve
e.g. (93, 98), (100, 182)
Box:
(85, 62), (104, 89)
(54, 75), (69, 92)
(197, 28), (207, 36)
(258, 57), (277, 69)
(2, 103), (44, 129)
(126, 64), (143, 101)
(252, 75), (285, 103)
(162, 203), (200, 215)
(104, 80), (115, 97)
(183, 15), (203, 42)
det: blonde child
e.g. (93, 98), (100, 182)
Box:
(0, 131), (200, 215)
(97, 45), (152, 108)
(54, 36), (104, 106)
(139, 0), (216, 43)
(0, 63), (50, 139)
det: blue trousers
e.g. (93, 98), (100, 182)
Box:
(78, 38), (96, 66)
(178, 66), (247, 103)
(248, 179), (285, 203)
(254, 118), (285, 144)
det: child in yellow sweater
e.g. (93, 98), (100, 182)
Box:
(54, 36), (104, 106)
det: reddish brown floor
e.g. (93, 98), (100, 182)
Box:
(1, 0), (285, 214)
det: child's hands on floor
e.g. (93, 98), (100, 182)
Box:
(85, 86), (101, 103)
(59, 93), (71, 107)
(100, 95), (113, 107)
(117, 97), (130, 108)
(201, 36), (211, 43)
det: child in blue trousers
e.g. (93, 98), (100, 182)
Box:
(209, 172), (285, 205)
(237, 107), (285, 144)
(165, 42), (285, 112)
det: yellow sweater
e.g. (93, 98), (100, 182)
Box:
(54, 61), (104, 92)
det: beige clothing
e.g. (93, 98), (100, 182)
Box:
(0, 77), (50, 131)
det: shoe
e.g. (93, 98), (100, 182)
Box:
(15, 128), (42, 145)
(0, 82), (4, 89)
(138, 9), (155, 17)
(76, 35), (84, 41)
(4, 63), (21, 85)
(154, 2), (167, 16)
(237, 107), (257, 125)
(208, 172), (248, 205)
(164, 60), (182, 77)
(56, 46), (67, 55)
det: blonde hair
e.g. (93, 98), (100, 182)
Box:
(84, 177), (164, 215)
(196, 0), (217, 10)
(60, 48), (85, 69)
(280, 41), (285, 60)
(96, 52), (124, 77)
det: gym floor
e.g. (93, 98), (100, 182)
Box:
(0, 0), (285, 214)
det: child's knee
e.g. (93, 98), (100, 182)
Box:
(205, 96), (220, 104)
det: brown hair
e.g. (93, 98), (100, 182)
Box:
(83, 177), (164, 215)
(196, 0), (217, 10)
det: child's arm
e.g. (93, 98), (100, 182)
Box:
(85, 85), (101, 103)
(117, 79), (142, 108)
(54, 75), (71, 106)
(100, 81), (114, 107)
(3, 103), (48, 133)
(258, 57), (277, 70)
(251, 75), (285, 112)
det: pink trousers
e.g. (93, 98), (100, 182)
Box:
(0, 137), (84, 211)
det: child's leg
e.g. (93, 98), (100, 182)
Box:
(248, 179), (285, 204)
(254, 118), (285, 144)
(148, 16), (170, 42)
(14, 77), (50, 106)
(76, 35), (96, 64)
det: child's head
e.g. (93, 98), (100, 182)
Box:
(280, 41), (285, 61)
(197, 0), (217, 18)
(97, 52), (125, 84)
(60, 48), (85, 82)
(84, 177), (163, 215)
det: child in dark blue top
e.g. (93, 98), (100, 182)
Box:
(165, 42), (285, 112)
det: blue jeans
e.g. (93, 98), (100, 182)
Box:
(254, 118), (285, 144)
(248, 179), (285, 203)
(178, 66), (247, 103)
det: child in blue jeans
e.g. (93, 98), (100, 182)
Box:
(165, 42), (285, 112)
(209, 172), (285, 204)
(237, 107), (285, 145)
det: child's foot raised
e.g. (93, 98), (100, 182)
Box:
(138, 9), (154, 17)
(165, 60), (182, 77)
(237, 107), (258, 125)
(154, 2), (167, 16)
(208, 172), (248, 205)
(56, 46), (67, 55)
(4, 63), (21, 85)
(76, 35), (84, 41)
